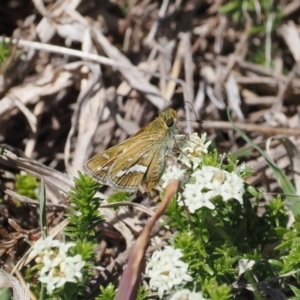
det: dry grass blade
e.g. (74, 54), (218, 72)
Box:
(92, 28), (166, 110)
(0, 146), (74, 194)
(225, 74), (245, 120)
(117, 60), (159, 98)
(3, 188), (68, 209)
(164, 38), (185, 101)
(0, 270), (31, 300)
(0, 64), (75, 117)
(158, 40), (175, 97)
(181, 32), (193, 134)
(116, 113), (140, 135)
(64, 62), (104, 176)
(201, 121), (300, 135)
(279, 21), (300, 63)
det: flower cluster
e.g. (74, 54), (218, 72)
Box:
(30, 237), (85, 294)
(161, 165), (186, 188)
(179, 132), (211, 169)
(161, 133), (211, 188)
(145, 246), (193, 298)
(161, 132), (245, 213)
(182, 166), (244, 213)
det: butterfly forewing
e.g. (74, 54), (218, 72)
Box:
(108, 141), (167, 191)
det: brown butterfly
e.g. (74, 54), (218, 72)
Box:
(84, 108), (178, 192)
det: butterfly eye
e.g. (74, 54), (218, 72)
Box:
(166, 118), (174, 127)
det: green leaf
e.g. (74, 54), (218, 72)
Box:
(39, 179), (47, 239)
(95, 283), (117, 300)
(15, 174), (38, 199)
(227, 108), (300, 216)
(107, 191), (131, 203)
(290, 285), (300, 298)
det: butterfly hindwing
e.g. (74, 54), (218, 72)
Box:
(84, 131), (156, 186)
(84, 144), (126, 184)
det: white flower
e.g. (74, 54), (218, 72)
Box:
(60, 255), (85, 282)
(178, 154), (200, 170)
(58, 242), (76, 255)
(54, 275), (68, 289)
(40, 250), (65, 275)
(182, 133), (211, 156)
(33, 238), (85, 294)
(238, 259), (255, 277)
(161, 165), (186, 188)
(240, 162), (246, 172)
(39, 268), (62, 294)
(29, 236), (60, 259)
(181, 188), (215, 212)
(192, 166), (218, 189)
(169, 289), (209, 300)
(222, 172), (244, 204)
(145, 246), (193, 298)
(181, 166), (244, 213)
(179, 133), (211, 169)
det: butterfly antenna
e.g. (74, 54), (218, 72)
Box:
(178, 101), (203, 124)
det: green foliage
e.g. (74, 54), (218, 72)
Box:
(69, 239), (96, 263)
(228, 109), (300, 215)
(95, 283), (117, 300)
(97, 285), (150, 300)
(0, 40), (12, 66)
(27, 172), (106, 300)
(220, 0), (283, 66)
(24, 267), (40, 297)
(65, 171), (105, 240)
(107, 190), (131, 203)
(156, 125), (300, 299)
(165, 150), (289, 299)
(202, 149), (220, 168)
(58, 282), (84, 300)
(21, 133), (300, 300)
(15, 174), (38, 199)
(55, 172), (106, 299)
(121, 3), (129, 14)
(220, 0), (282, 29)
(289, 285), (300, 299)
(205, 279), (232, 300)
(275, 216), (300, 275)
(248, 45), (267, 65)
(0, 288), (11, 300)
(136, 286), (150, 300)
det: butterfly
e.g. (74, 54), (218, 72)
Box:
(84, 108), (178, 192)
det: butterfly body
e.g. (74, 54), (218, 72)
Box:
(84, 108), (178, 191)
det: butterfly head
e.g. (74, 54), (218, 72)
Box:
(160, 108), (178, 129)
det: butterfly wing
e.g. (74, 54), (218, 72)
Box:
(84, 108), (177, 191)
(84, 145), (124, 185)
(84, 126), (155, 186)
(108, 139), (167, 191)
